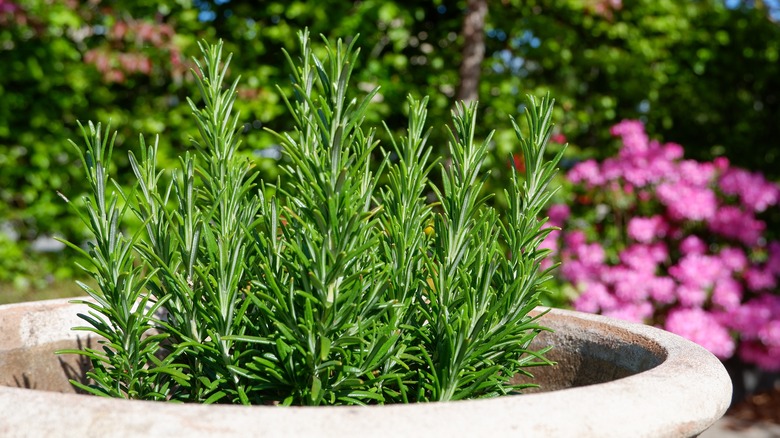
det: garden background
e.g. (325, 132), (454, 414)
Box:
(2, 0), (780, 419)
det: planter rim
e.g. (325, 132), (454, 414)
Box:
(0, 297), (731, 437)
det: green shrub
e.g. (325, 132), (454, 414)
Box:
(58, 32), (563, 405)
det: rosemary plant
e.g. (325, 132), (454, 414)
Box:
(58, 31), (564, 406)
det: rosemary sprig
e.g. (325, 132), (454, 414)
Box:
(59, 31), (563, 406)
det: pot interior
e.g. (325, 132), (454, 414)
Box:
(515, 311), (666, 393)
(0, 302), (666, 395)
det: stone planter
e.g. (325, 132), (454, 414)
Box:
(0, 297), (731, 437)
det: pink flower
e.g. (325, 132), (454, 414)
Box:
(560, 241), (606, 283)
(713, 156), (730, 171)
(718, 247), (748, 273)
(665, 307), (735, 359)
(745, 267), (777, 292)
(560, 260), (594, 284)
(679, 236), (707, 255)
(663, 143), (684, 161)
(708, 206), (765, 246)
(609, 148), (676, 188)
(719, 168), (780, 213)
(611, 120), (648, 156)
(551, 133), (567, 144)
(759, 320), (780, 348)
(539, 224), (559, 253)
(616, 243), (667, 276)
(600, 158), (624, 183)
(627, 215), (667, 243)
(678, 160), (716, 186)
(568, 160), (603, 187)
(727, 294), (780, 338)
(540, 258), (555, 271)
(552, 119), (780, 370)
(573, 281), (615, 313)
(605, 266), (652, 302)
(712, 278), (742, 311)
(647, 242), (670, 263)
(602, 301), (654, 324)
(577, 242), (606, 266)
(0, 0), (20, 14)
(669, 253), (725, 290)
(739, 341), (780, 371)
(649, 276), (676, 304)
(564, 230), (587, 248)
(676, 284), (707, 308)
(638, 190), (652, 202)
(656, 182), (717, 221)
(547, 204), (570, 225)
(767, 241), (780, 276)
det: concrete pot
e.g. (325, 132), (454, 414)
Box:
(0, 297), (731, 437)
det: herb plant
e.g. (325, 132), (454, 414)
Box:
(58, 31), (564, 405)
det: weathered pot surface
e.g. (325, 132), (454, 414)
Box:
(0, 297), (731, 437)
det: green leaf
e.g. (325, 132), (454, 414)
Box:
(204, 391), (227, 405)
(319, 336), (331, 361)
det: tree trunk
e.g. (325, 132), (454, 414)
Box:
(456, 0), (488, 104)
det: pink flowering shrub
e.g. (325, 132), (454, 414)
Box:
(545, 120), (780, 370)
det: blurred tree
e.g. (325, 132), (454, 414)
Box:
(0, 0), (197, 286)
(457, 0), (488, 103)
(0, 0), (470, 288)
(1, 0), (778, 291)
(486, 0), (780, 178)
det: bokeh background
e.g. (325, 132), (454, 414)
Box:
(2, 0), (779, 298)
(2, 0), (780, 429)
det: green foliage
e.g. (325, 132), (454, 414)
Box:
(57, 34), (561, 405)
(0, 1), (196, 287)
(55, 121), (180, 399)
(4, 0), (777, 296)
(488, 0), (780, 176)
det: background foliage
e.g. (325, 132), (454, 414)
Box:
(1, 0), (779, 299)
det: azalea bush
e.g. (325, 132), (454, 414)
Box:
(543, 120), (780, 370)
(57, 33), (563, 405)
